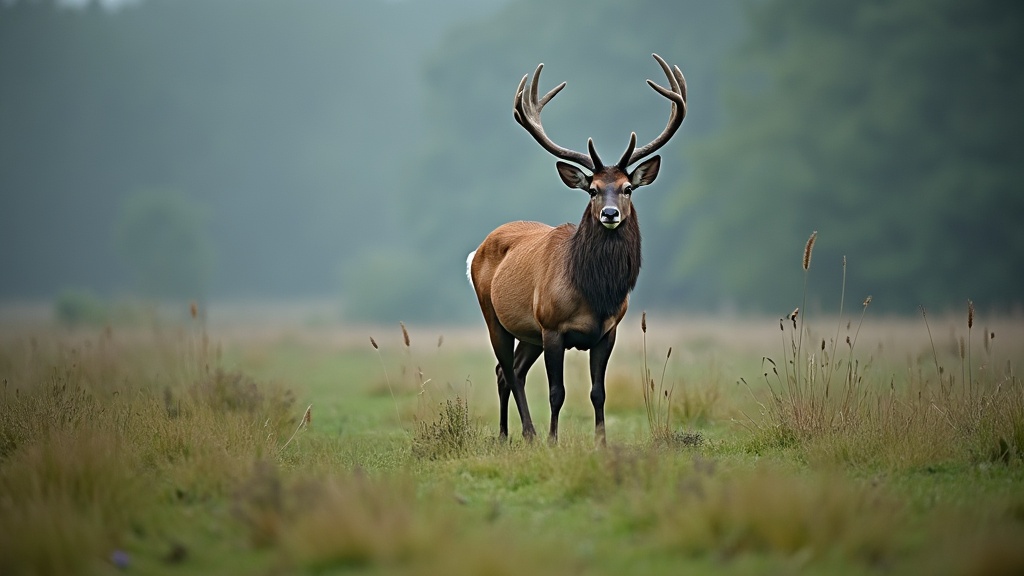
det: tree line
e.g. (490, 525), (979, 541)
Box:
(1, 0), (1020, 320)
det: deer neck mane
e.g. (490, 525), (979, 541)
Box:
(567, 209), (642, 320)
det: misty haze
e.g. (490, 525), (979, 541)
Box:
(2, 0), (1020, 328)
(3, 2), (1024, 575)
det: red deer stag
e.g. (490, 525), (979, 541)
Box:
(467, 53), (687, 444)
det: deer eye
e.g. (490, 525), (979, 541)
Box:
(623, 185), (633, 196)
(588, 188), (598, 197)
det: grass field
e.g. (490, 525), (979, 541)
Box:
(2, 303), (1023, 575)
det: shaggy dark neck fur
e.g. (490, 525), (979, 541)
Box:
(567, 208), (642, 320)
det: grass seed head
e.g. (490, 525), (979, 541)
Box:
(641, 311), (647, 334)
(803, 230), (817, 271)
(370, 337), (379, 350)
(400, 322), (410, 348)
(968, 300), (975, 329)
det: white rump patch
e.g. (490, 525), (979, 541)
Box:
(466, 250), (477, 287)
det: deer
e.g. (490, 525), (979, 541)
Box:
(467, 53), (687, 445)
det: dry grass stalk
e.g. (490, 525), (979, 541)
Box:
(280, 404), (314, 453)
(639, 313), (679, 445)
(795, 231), (817, 396)
(369, 336), (402, 427)
(967, 299), (975, 398)
(920, 306), (943, 386)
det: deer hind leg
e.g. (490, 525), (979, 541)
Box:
(486, 318), (537, 440)
(511, 340), (542, 439)
(493, 363), (512, 440)
(488, 325), (516, 440)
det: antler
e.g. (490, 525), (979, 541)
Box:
(513, 63), (597, 171)
(619, 53), (687, 169)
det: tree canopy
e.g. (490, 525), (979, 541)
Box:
(1, 0), (1020, 319)
(670, 0), (1024, 313)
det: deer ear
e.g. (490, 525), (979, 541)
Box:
(629, 155), (661, 188)
(556, 161), (591, 190)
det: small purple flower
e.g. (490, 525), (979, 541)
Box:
(110, 549), (130, 570)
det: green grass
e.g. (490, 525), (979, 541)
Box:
(1, 309), (1023, 575)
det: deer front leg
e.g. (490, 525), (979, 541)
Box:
(542, 330), (566, 444)
(589, 327), (616, 447)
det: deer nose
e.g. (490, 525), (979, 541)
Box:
(600, 207), (620, 221)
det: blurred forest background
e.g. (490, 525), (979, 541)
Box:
(1, 0), (1021, 323)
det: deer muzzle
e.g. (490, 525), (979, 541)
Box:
(600, 206), (621, 229)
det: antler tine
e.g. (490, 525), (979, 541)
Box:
(674, 65), (687, 102)
(530, 63), (544, 109)
(513, 62), (595, 171)
(616, 132), (637, 170)
(538, 82), (566, 108)
(513, 74), (528, 126)
(626, 53), (688, 167)
(587, 138), (604, 170)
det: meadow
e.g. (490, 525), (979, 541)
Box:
(1, 301), (1023, 575)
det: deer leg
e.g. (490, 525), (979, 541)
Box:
(484, 316), (519, 440)
(512, 341), (542, 438)
(542, 331), (566, 444)
(497, 341), (542, 441)
(493, 363), (512, 440)
(589, 327), (617, 447)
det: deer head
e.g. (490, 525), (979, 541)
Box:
(513, 54), (687, 230)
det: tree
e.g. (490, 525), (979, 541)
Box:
(0, 0), (502, 304)
(115, 191), (213, 300)
(668, 0), (1024, 313)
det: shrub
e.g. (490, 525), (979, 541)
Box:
(53, 289), (108, 328)
(412, 396), (480, 460)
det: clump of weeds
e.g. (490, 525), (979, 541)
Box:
(412, 394), (482, 460)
